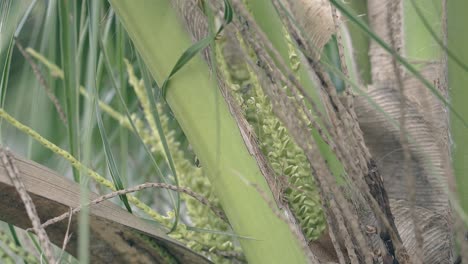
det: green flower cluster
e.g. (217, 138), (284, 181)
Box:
(126, 62), (238, 262)
(217, 32), (326, 241)
(27, 48), (240, 262)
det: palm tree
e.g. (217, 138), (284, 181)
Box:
(0, 0), (466, 263)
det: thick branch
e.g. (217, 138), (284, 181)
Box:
(0, 149), (210, 264)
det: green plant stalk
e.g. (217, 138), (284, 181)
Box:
(0, 0), (21, 144)
(78, 1), (100, 262)
(346, 0), (370, 84)
(127, 57), (180, 230)
(116, 20), (129, 186)
(322, 36), (345, 92)
(26, 0), (60, 164)
(6, 225), (20, 249)
(26, 233), (45, 264)
(404, 0), (442, 68)
(0, 37), (13, 145)
(339, 26), (361, 89)
(93, 24), (134, 213)
(448, 0), (468, 214)
(108, 0), (310, 263)
(58, 0), (80, 182)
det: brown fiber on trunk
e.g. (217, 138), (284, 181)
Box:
(362, 1), (453, 262)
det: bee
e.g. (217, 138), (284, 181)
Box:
(194, 156), (202, 168)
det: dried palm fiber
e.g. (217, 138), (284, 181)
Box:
(358, 0), (453, 263)
(391, 199), (452, 264)
(228, 1), (410, 263)
(355, 77), (452, 264)
(284, 0), (336, 58)
(367, 0), (404, 83)
(281, 0), (412, 261)
(240, 0), (416, 262)
(285, 0), (452, 262)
